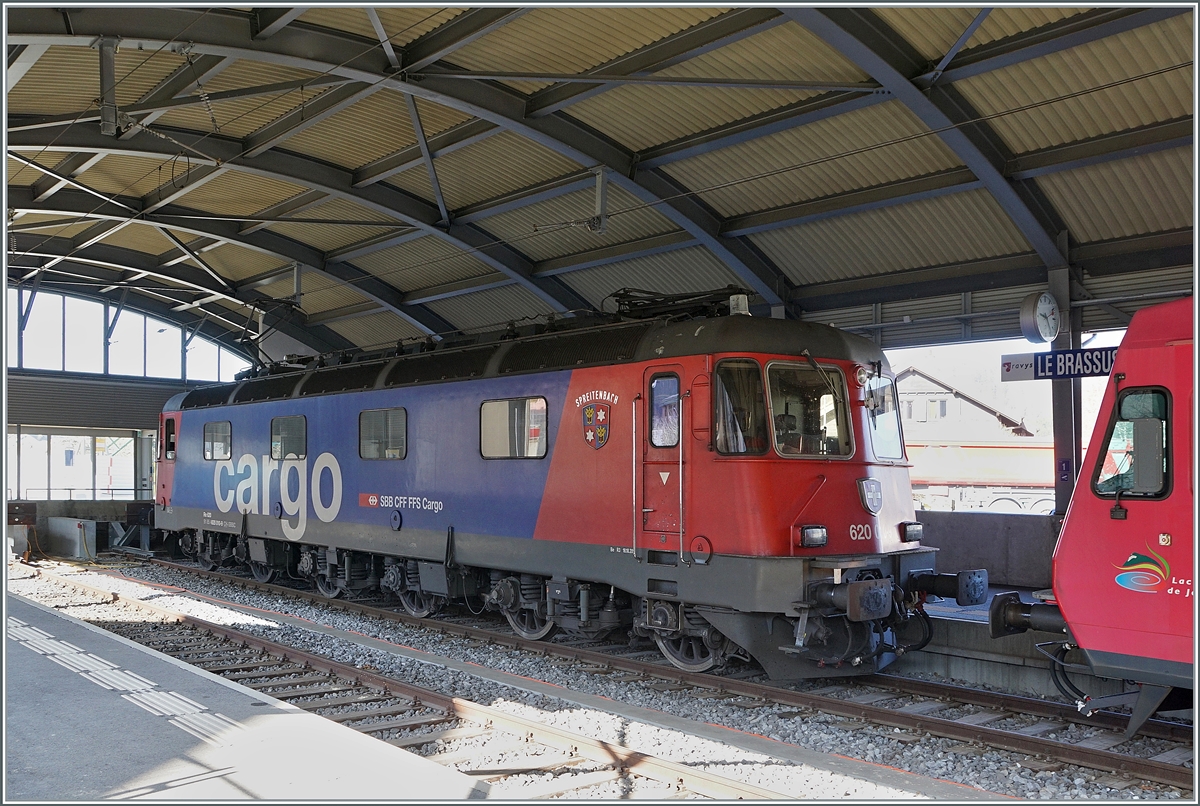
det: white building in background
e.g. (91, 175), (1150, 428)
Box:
(895, 367), (1055, 514)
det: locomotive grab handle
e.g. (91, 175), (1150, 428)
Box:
(679, 389), (690, 566)
(632, 396), (640, 562)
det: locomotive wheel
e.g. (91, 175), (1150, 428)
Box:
(399, 590), (443, 618)
(314, 574), (342, 599)
(504, 607), (558, 641)
(653, 631), (723, 673)
(178, 532), (197, 558)
(249, 562), (276, 584)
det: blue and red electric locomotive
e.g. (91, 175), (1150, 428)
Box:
(156, 290), (985, 678)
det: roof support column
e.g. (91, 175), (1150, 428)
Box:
(97, 36), (119, 136)
(1048, 231), (1081, 516)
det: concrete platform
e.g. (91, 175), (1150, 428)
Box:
(5, 594), (489, 801)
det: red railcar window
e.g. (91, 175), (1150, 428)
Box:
(1093, 388), (1169, 498)
(714, 360), (768, 455)
(650, 375), (679, 448)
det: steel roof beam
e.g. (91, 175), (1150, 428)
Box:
(793, 230), (1193, 312)
(305, 300), (382, 325)
(919, 7), (1191, 87)
(7, 233), (352, 353)
(158, 236), (221, 267)
(364, 8), (400, 70)
(242, 82), (386, 158)
(404, 93), (450, 224)
(324, 229), (423, 263)
(785, 8), (1067, 269)
(525, 8), (785, 118)
(6, 43), (47, 91)
(240, 189), (328, 235)
(9, 124), (581, 315)
(6, 10), (780, 308)
(8, 74), (351, 134)
(452, 171), (596, 225)
(351, 119), (497, 188)
(400, 8), (529, 73)
(30, 152), (106, 202)
(120, 53), (231, 139)
(721, 113), (1193, 237)
(251, 8), (308, 41)
(402, 274), (515, 306)
(9, 186), (460, 338)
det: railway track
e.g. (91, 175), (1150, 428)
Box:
(20, 567), (794, 800)
(47, 557), (1200, 790)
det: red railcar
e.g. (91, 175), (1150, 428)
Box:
(992, 297), (1194, 735)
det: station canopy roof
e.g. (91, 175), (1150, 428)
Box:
(6, 7), (1193, 360)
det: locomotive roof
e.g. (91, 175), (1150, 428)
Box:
(171, 315), (886, 411)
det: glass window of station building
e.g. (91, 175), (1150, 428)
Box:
(6, 288), (252, 500)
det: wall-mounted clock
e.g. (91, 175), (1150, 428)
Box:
(1019, 291), (1061, 343)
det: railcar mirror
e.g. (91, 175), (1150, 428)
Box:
(1131, 417), (1165, 494)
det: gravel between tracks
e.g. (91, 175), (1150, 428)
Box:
(8, 561), (1191, 800)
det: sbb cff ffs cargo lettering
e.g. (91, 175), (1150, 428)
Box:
(156, 289), (985, 678)
(992, 298), (1193, 737)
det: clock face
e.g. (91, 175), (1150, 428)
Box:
(1036, 292), (1060, 341)
(1019, 290), (1061, 343)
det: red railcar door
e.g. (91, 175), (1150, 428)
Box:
(641, 366), (686, 553)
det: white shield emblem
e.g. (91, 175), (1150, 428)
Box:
(858, 478), (883, 515)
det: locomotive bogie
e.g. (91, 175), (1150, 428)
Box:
(156, 314), (982, 677)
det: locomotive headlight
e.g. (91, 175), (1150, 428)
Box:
(900, 522), (923, 542)
(798, 525), (828, 548)
(854, 365), (870, 387)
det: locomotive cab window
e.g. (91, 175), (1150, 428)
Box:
(163, 418), (176, 460)
(1093, 388), (1169, 497)
(270, 416), (307, 460)
(650, 375), (680, 448)
(766, 362), (852, 457)
(481, 397), (547, 459)
(203, 421), (231, 460)
(866, 375), (904, 459)
(360, 408), (407, 460)
(714, 359), (768, 455)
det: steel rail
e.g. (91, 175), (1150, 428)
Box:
(29, 568), (791, 801)
(118, 558), (1194, 789)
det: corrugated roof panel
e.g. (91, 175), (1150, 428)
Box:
(8, 47), (185, 115)
(477, 185), (681, 262)
(297, 7), (464, 46)
(969, 283), (1044, 340)
(169, 169), (308, 217)
(351, 235), (495, 292)
(389, 131), (583, 210)
(267, 197), (403, 253)
(74, 154), (184, 198)
(258, 273), (371, 316)
(11, 219), (94, 242)
(95, 222), (175, 256)
(1034, 147), (1193, 242)
(284, 92), (473, 172)
(662, 100), (962, 217)
(327, 310), (425, 349)
(425, 285), (556, 333)
(874, 7), (1090, 62)
(7, 151), (75, 186)
(953, 15), (1193, 153)
(971, 7), (1093, 47)
(799, 304), (875, 329)
(449, 7), (727, 93)
(156, 59), (329, 138)
(566, 21), (868, 152)
(559, 246), (744, 310)
(1081, 266), (1193, 331)
(201, 244), (290, 283)
(749, 189), (1032, 285)
(878, 294), (965, 348)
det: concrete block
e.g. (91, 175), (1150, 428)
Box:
(7, 525), (30, 558)
(916, 511), (1056, 589)
(45, 517), (97, 560)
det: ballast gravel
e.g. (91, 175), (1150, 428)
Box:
(8, 560), (1191, 800)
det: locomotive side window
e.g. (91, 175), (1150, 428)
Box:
(203, 421), (231, 460)
(766, 362), (852, 457)
(481, 397), (547, 459)
(1093, 389), (1169, 497)
(270, 415), (307, 460)
(163, 418), (176, 460)
(714, 360), (768, 455)
(865, 376), (904, 459)
(360, 408), (407, 460)
(650, 375), (680, 448)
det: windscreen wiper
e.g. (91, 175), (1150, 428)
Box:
(801, 349), (842, 404)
